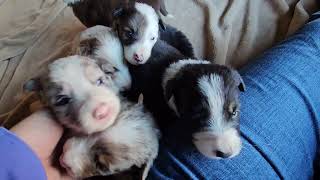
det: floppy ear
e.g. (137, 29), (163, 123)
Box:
(95, 58), (116, 74)
(164, 79), (180, 116)
(164, 79), (174, 102)
(231, 70), (246, 92)
(23, 78), (43, 92)
(77, 37), (100, 56)
(113, 0), (136, 18)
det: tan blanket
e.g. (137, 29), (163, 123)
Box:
(0, 0), (319, 126)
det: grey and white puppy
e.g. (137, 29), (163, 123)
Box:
(24, 56), (121, 134)
(72, 25), (132, 92)
(162, 59), (245, 159)
(24, 56), (159, 179)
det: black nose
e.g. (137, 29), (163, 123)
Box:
(215, 151), (231, 158)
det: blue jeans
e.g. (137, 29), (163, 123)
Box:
(149, 13), (320, 180)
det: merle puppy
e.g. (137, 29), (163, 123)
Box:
(24, 56), (159, 179)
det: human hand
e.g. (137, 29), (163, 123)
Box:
(11, 110), (71, 180)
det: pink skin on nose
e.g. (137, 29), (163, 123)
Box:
(93, 103), (111, 121)
(134, 53), (143, 63)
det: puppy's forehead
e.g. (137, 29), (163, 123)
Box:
(126, 10), (146, 30)
(49, 56), (99, 82)
(135, 3), (159, 35)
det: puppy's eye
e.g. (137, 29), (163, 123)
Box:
(55, 95), (71, 106)
(231, 110), (239, 118)
(96, 77), (105, 86)
(151, 37), (156, 41)
(125, 30), (133, 39)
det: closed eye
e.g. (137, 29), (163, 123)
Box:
(54, 95), (71, 106)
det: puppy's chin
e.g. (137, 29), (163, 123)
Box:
(125, 56), (149, 66)
(192, 128), (242, 159)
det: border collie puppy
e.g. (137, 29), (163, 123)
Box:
(72, 25), (132, 92)
(162, 59), (245, 159)
(127, 38), (245, 159)
(65, 0), (195, 64)
(65, 0), (160, 65)
(24, 56), (159, 179)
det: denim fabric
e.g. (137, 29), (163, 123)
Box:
(149, 16), (320, 180)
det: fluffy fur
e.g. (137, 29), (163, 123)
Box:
(126, 40), (187, 129)
(127, 36), (244, 159)
(65, 0), (160, 65)
(65, 0), (194, 66)
(72, 25), (132, 91)
(163, 60), (245, 159)
(121, 3), (159, 65)
(61, 99), (159, 179)
(25, 56), (159, 179)
(25, 56), (121, 134)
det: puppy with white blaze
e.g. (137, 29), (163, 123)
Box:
(162, 59), (246, 159)
(72, 25), (132, 92)
(24, 56), (159, 179)
(65, 0), (161, 65)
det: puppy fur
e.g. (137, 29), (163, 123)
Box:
(24, 56), (121, 134)
(25, 56), (159, 179)
(127, 38), (244, 159)
(72, 25), (132, 92)
(61, 98), (159, 179)
(126, 40), (187, 129)
(65, 0), (194, 65)
(65, 0), (160, 65)
(162, 59), (245, 159)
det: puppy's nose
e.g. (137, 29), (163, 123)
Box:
(215, 150), (232, 158)
(93, 103), (110, 120)
(134, 53), (143, 63)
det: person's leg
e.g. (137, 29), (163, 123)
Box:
(149, 15), (320, 180)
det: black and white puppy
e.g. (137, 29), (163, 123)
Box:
(65, 0), (194, 65)
(162, 59), (245, 159)
(65, 0), (160, 65)
(127, 38), (245, 159)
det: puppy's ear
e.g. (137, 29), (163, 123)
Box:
(96, 58), (117, 75)
(164, 79), (180, 116)
(77, 37), (100, 56)
(23, 78), (43, 92)
(113, 0), (136, 18)
(164, 79), (174, 102)
(231, 70), (246, 92)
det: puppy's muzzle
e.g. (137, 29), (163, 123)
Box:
(192, 128), (242, 159)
